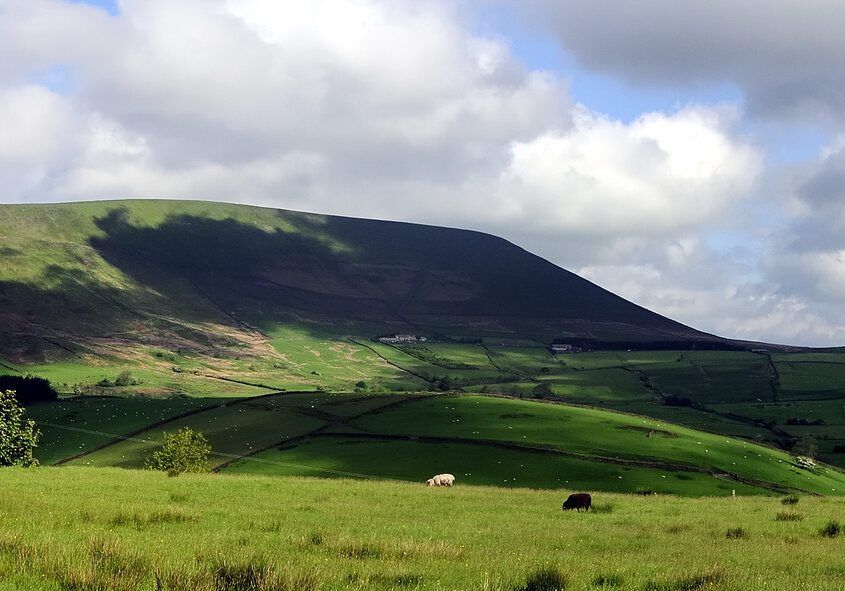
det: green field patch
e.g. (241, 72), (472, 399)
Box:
(644, 352), (772, 404)
(607, 401), (780, 444)
(224, 436), (769, 495)
(773, 356), (845, 400)
(268, 334), (428, 392)
(544, 367), (652, 402)
(711, 400), (845, 426)
(484, 346), (559, 374)
(347, 395), (845, 495)
(65, 397), (327, 469)
(25, 396), (219, 464)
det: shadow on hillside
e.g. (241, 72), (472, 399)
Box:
(87, 207), (415, 335)
(86, 206), (698, 345)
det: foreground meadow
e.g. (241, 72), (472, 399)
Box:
(0, 467), (843, 590)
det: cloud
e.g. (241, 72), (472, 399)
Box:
(523, 0), (845, 125)
(0, 85), (73, 162)
(489, 105), (760, 238)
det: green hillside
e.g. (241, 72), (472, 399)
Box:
(28, 390), (845, 496)
(2, 199), (843, 488)
(0, 199), (725, 367)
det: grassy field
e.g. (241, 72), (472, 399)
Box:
(27, 389), (845, 497)
(7, 339), (845, 475)
(23, 396), (219, 465)
(1, 467), (844, 591)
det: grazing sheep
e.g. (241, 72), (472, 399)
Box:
(426, 473), (456, 486)
(562, 493), (591, 511)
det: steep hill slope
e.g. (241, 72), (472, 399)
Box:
(0, 199), (724, 363)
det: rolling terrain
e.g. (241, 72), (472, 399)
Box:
(0, 199), (730, 367)
(1, 199), (843, 490)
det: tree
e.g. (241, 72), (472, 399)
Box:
(0, 375), (57, 404)
(145, 427), (211, 475)
(0, 390), (41, 467)
(532, 382), (553, 399)
(793, 435), (818, 459)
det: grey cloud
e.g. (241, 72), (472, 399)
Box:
(522, 0), (845, 124)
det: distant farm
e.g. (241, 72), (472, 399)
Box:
(8, 339), (845, 495)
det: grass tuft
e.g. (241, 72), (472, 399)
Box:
(110, 508), (195, 530)
(819, 521), (841, 538)
(514, 565), (567, 591)
(780, 495), (800, 505)
(774, 512), (802, 521)
(725, 527), (746, 539)
(54, 537), (148, 591)
(338, 541), (384, 560)
(644, 567), (724, 591)
(591, 572), (624, 587)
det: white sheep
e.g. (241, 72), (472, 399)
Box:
(426, 473), (456, 486)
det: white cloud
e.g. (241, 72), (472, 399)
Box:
(0, 85), (72, 162)
(489, 105), (760, 236)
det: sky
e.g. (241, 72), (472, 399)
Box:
(2, 0), (845, 347)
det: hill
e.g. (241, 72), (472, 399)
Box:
(0, 199), (729, 365)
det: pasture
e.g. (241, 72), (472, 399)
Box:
(27, 388), (845, 497)
(1, 467), (844, 590)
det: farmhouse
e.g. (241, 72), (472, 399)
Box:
(550, 343), (582, 354)
(378, 334), (427, 344)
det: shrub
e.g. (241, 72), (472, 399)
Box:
(145, 427), (211, 475)
(820, 521), (841, 538)
(514, 565), (567, 591)
(725, 527), (746, 539)
(0, 390), (41, 467)
(115, 370), (136, 387)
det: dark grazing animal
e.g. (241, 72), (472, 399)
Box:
(562, 493), (591, 511)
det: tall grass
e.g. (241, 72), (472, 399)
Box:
(2, 467), (845, 590)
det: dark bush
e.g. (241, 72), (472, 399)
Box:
(0, 375), (57, 404)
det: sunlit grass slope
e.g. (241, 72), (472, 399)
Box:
(29, 388), (845, 495)
(1, 467), (844, 591)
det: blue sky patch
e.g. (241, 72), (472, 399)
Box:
(68, 0), (119, 16)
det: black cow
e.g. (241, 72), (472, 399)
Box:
(562, 493), (591, 512)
